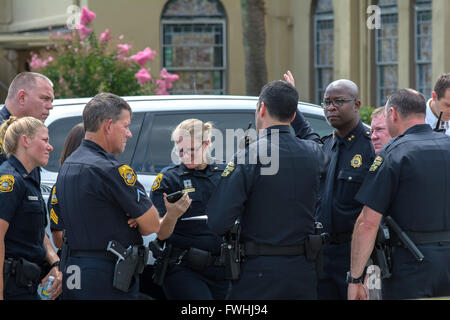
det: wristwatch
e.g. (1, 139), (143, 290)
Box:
(346, 271), (364, 284)
(50, 260), (60, 270)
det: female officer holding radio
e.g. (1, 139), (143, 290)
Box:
(150, 118), (229, 300)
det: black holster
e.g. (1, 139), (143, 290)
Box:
(4, 258), (41, 293)
(185, 247), (211, 272)
(112, 245), (149, 293)
(149, 241), (173, 287)
(221, 223), (242, 281)
(371, 224), (392, 279)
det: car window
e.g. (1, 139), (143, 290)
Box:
(303, 114), (333, 137)
(45, 112), (144, 172)
(132, 111), (255, 175)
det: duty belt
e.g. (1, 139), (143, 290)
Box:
(243, 242), (306, 257)
(392, 230), (450, 246)
(70, 250), (117, 262)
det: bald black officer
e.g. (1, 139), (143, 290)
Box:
(349, 89), (450, 300)
(54, 93), (161, 300)
(207, 80), (328, 299)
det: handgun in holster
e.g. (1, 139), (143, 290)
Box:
(107, 240), (148, 292)
(149, 239), (173, 287)
(305, 222), (329, 279)
(371, 223), (392, 279)
(220, 221), (242, 280)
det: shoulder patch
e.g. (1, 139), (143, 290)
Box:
(351, 154), (362, 168)
(152, 173), (163, 191)
(51, 186), (58, 205)
(50, 208), (58, 225)
(118, 165), (137, 186)
(0, 175), (14, 193)
(221, 161), (235, 177)
(369, 156), (383, 172)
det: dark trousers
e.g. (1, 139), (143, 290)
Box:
(3, 275), (40, 300)
(163, 264), (229, 300)
(382, 245), (450, 300)
(62, 256), (139, 300)
(229, 256), (317, 300)
(318, 242), (350, 300)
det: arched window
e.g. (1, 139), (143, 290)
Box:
(376, 0), (398, 106)
(161, 0), (227, 95)
(415, 0), (432, 99)
(314, 0), (334, 104)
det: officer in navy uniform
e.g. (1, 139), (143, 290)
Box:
(284, 72), (375, 299)
(207, 81), (328, 299)
(349, 89), (450, 300)
(150, 118), (230, 300)
(53, 93), (161, 300)
(0, 72), (54, 183)
(0, 117), (61, 300)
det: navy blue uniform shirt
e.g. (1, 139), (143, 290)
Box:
(207, 125), (328, 245)
(54, 139), (152, 250)
(0, 105), (41, 185)
(318, 121), (375, 234)
(150, 162), (225, 255)
(0, 156), (47, 264)
(356, 124), (450, 232)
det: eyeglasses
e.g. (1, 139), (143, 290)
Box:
(321, 98), (356, 109)
(177, 143), (205, 156)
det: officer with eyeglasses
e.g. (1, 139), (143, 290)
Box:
(284, 72), (375, 300)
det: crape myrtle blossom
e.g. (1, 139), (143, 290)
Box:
(135, 68), (152, 85)
(80, 7), (96, 25)
(131, 47), (157, 67)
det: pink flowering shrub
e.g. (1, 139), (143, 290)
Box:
(29, 6), (178, 98)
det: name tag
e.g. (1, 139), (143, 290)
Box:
(28, 196), (39, 201)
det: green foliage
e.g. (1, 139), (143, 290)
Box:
(30, 29), (156, 99)
(360, 106), (375, 125)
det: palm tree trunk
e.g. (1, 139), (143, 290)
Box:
(241, 0), (267, 96)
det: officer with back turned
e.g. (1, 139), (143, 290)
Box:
(284, 71), (375, 300)
(207, 80), (328, 299)
(53, 93), (161, 299)
(349, 89), (450, 300)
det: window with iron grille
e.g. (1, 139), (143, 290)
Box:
(376, 0), (398, 106)
(415, 0), (432, 99)
(161, 0), (226, 95)
(314, 0), (334, 104)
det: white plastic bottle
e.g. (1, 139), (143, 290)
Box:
(39, 276), (55, 300)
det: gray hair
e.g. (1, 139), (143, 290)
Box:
(82, 93), (132, 132)
(6, 72), (53, 100)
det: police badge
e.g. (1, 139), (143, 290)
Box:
(351, 154), (363, 168)
(118, 165), (137, 186)
(0, 175), (14, 193)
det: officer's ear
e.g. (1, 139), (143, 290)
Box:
(103, 119), (114, 135)
(17, 89), (26, 106)
(259, 102), (267, 118)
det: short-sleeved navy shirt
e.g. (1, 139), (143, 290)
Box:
(150, 162), (225, 254)
(54, 139), (153, 250)
(0, 105), (41, 185)
(318, 121), (375, 233)
(355, 124), (450, 232)
(207, 125), (328, 245)
(48, 185), (64, 232)
(0, 156), (47, 264)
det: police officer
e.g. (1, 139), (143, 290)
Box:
(0, 117), (61, 300)
(1, 72), (54, 175)
(48, 123), (85, 249)
(285, 72), (375, 299)
(349, 89), (450, 300)
(150, 118), (230, 300)
(53, 93), (161, 300)
(207, 80), (328, 299)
